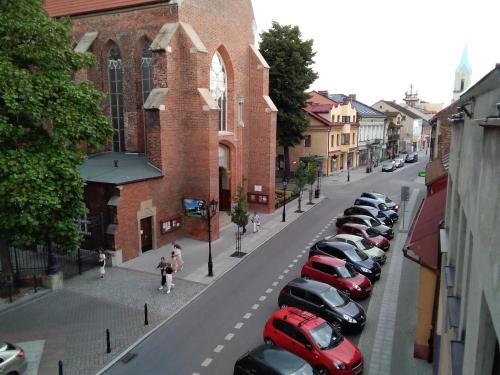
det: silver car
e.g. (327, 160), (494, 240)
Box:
(0, 342), (27, 375)
(394, 158), (405, 168)
(331, 234), (387, 265)
(381, 160), (396, 172)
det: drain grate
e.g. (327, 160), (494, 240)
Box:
(120, 353), (137, 364)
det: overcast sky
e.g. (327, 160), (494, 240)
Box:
(251, 0), (500, 107)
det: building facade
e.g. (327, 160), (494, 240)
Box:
(384, 111), (403, 159)
(45, 0), (277, 261)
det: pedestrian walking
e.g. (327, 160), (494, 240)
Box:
(98, 249), (106, 279)
(251, 212), (261, 233)
(165, 262), (175, 294)
(156, 256), (167, 290)
(171, 242), (184, 272)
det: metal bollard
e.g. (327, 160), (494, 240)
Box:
(144, 303), (149, 326)
(58, 360), (63, 375)
(33, 274), (38, 293)
(8, 284), (13, 303)
(106, 329), (111, 353)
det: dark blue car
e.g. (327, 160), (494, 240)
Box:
(309, 241), (381, 281)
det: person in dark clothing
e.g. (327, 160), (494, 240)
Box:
(156, 256), (167, 290)
(165, 262), (175, 294)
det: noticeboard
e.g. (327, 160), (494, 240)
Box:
(401, 186), (410, 202)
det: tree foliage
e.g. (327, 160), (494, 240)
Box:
(294, 161), (308, 213)
(0, 0), (113, 252)
(259, 21), (318, 176)
(231, 185), (249, 228)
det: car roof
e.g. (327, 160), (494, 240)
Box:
(248, 344), (309, 372)
(318, 239), (357, 252)
(309, 254), (345, 267)
(350, 205), (378, 214)
(341, 222), (368, 230)
(356, 197), (381, 205)
(347, 214), (375, 221)
(272, 307), (324, 331)
(334, 233), (364, 242)
(287, 277), (331, 294)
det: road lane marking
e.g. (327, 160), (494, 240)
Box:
(278, 275), (284, 279)
(288, 264), (294, 268)
(259, 295), (267, 301)
(252, 304), (259, 310)
(234, 322), (244, 329)
(283, 269), (289, 274)
(266, 288), (273, 294)
(243, 313), (252, 319)
(293, 259), (298, 263)
(225, 333), (234, 341)
(201, 358), (212, 367)
(302, 250), (306, 253)
(297, 254), (303, 258)
(307, 243), (313, 247)
(214, 345), (224, 353)
(272, 281), (279, 286)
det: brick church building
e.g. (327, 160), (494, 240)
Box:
(45, 0), (277, 262)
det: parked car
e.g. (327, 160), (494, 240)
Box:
(353, 198), (399, 222)
(278, 278), (367, 332)
(393, 158), (405, 168)
(234, 343), (314, 375)
(335, 215), (394, 239)
(360, 192), (399, 211)
(381, 161), (396, 172)
(344, 205), (394, 227)
(329, 234), (386, 265)
(405, 153), (418, 163)
(309, 240), (381, 281)
(336, 223), (390, 251)
(0, 342), (27, 375)
(301, 255), (372, 300)
(263, 307), (364, 375)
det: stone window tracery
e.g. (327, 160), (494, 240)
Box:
(108, 43), (125, 152)
(210, 52), (227, 131)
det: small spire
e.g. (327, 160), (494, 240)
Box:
(458, 45), (471, 71)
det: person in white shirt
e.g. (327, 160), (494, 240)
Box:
(98, 249), (106, 279)
(251, 212), (261, 233)
(171, 242), (184, 272)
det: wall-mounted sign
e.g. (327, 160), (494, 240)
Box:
(161, 215), (182, 234)
(183, 198), (205, 217)
(248, 193), (268, 204)
(254, 185), (262, 192)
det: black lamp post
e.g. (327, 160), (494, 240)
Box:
(201, 198), (218, 277)
(282, 179), (288, 222)
(315, 162), (321, 198)
(347, 154), (351, 182)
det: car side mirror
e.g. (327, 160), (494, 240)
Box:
(305, 343), (313, 350)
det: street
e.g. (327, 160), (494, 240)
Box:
(104, 156), (432, 375)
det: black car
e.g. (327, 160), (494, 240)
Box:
(405, 153), (418, 163)
(234, 344), (314, 375)
(278, 278), (366, 332)
(344, 205), (394, 227)
(361, 192), (399, 212)
(335, 214), (394, 239)
(309, 240), (381, 281)
(353, 198), (399, 222)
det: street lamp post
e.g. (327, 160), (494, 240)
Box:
(201, 198), (218, 277)
(347, 154), (351, 182)
(282, 179), (288, 222)
(315, 162), (321, 198)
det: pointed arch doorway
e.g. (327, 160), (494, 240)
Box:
(218, 144), (231, 211)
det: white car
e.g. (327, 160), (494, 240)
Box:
(330, 234), (386, 265)
(0, 342), (27, 375)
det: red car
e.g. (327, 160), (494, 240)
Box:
(301, 256), (371, 299)
(263, 307), (364, 375)
(337, 223), (390, 251)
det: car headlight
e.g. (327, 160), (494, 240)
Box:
(353, 284), (362, 291)
(342, 314), (357, 323)
(360, 266), (372, 273)
(395, 205), (399, 210)
(333, 361), (347, 370)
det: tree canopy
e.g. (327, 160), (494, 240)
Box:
(259, 21), (318, 176)
(231, 185), (249, 229)
(0, 0), (113, 252)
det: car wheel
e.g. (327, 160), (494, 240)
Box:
(315, 365), (330, 375)
(264, 337), (275, 346)
(340, 288), (351, 298)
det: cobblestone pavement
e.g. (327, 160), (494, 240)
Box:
(0, 267), (205, 375)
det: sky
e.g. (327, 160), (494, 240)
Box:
(251, 0), (500, 107)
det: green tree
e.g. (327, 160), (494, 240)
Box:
(294, 161), (308, 213)
(231, 185), (249, 232)
(0, 0), (113, 278)
(306, 162), (317, 204)
(259, 21), (318, 179)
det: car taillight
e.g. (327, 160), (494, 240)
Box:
(16, 350), (24, 358)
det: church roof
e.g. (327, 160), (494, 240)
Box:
(457, 45), (472, 72)
(45, 0), (169, 17)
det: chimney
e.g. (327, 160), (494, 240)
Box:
(348, 94), (356, 101)
(318, 90), (329, 98)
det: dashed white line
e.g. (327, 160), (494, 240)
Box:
(283, 269), (289, 274)
(266, 288), (273, 294)
(214, 345), (224, 353)
(225, 333), (235, 341)
(193, 373), (200, 375)
(288, 264), (294, 268)
(301, 250), (306, 254)
(243, 312), (252, 319)
(259, 295), (267, 301)
(252, 304), (259, 310)
(307, 243), (313, 246)
(235, 322), (244, 329)
(293, 259), (298, 263)
(201, 358), (212, 367)
(297, 254), (303, 258)
(272, 281), (279, 286)
(278, 275), (284, 279)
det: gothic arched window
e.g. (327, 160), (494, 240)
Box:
(210, 53), (227, 131)
(108, 43), (125, 152)
(141, 41), (153, 103)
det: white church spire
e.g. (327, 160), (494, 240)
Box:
(453, 45), (472, 101)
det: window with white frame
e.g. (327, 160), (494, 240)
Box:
(210, 53), (227, 131)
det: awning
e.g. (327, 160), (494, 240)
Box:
(404, 188), (447, 269)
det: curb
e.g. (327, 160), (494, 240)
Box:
(0, 289), (52, 317)
(96, 197), (325, 374)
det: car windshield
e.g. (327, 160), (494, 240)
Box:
(366, 228), (379, 237)
(385, 197), (392, 203)
(369, 217), (381, 226)
(309, 322), (343, 350)
(321, 287), (348, 307)
(336, 265), (356, 278)
(360, 239), (374, 249)
(379, 203), (388, 211)
(346, 248), (369, 261)
(382, 162), (392, 167)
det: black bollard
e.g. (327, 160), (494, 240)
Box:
(8, 284), (13, 303)
(58, 360), (63, 375)
(33, 274), (38, 293)
(144, 303), (149, 326)
(106, 329), (111, 353)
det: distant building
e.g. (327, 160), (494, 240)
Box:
(452, 46), (472, 101)
(329, 94), (385, 166)
(384, 111), (403, 159)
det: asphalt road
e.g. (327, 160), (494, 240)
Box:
(105, 158), (428, 375)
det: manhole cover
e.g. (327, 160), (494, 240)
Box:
(121, 353), (137, 364)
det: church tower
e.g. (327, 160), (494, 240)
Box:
(453, 46), (472, 101)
